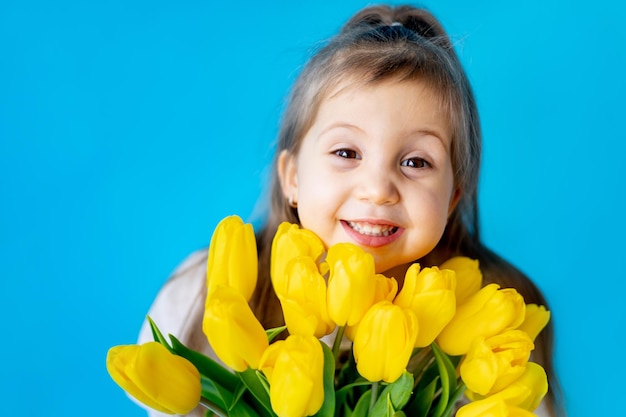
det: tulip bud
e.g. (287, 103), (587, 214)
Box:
(203, 286), (269, 372)
(326, 243), (377, 326)
(460, 330), (534, 396)
(457, 397), (536, 417)
(440, 256), (482, 306)
(345, 274), (398, 341)
(517, 304), (550, 342)
(437, 284), (526, 356)
(259, 335), (324, 417)
(394, 264), (456, 347)
(373, 273), (398, 303)
(353, 301), (418, 383)
(106, 342), (201, 415)
(466, 362), (548, 412)
(278, 256), (335, 338)
(271, 223), (325, 297)
(206, 215), (258, 301)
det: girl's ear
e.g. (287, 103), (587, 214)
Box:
(278, 150), (298, 202)
(448, 188), (461, 217)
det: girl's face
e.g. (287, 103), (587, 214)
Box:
(279, 79), (459, 280)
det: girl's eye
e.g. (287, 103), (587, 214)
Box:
(401, 157), (430, 168)
(333, 149), (361, 159)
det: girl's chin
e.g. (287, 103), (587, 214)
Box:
(374, 258), (412, 279)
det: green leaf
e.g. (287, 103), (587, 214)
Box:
(343, 402), (354, 417)
(200, 376), (230, 416)
(438, 382), (466, 417)
(352, 389), (372, 417)
(201, 376), (262, 417)
(386, 394), (395, 417)
(237, 368), (276, 417)
(384, 371), (414, 409)
(229, 381), (247, 411)
(265, 325), (287, 342)
(313, 342), (337, 417)
(335, 380), (372, 410)
(430, 343), (457, 417)
(370, 371), (413, 416)
(405, 376), (438, 417)
(147, 316), (173, 352)
(431, 343), (457, 396)
(169, 334), (239, 391)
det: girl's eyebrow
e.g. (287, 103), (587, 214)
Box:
(317, 122), (451, 151)
(317, 122), (364, 137)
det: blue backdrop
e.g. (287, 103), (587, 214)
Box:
(1, 1), (623, 416)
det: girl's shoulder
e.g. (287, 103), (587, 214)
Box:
(137, 249), (209, 349)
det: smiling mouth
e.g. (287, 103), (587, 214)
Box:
(347, 221), (399, 237)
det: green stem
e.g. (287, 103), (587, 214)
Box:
(198, 398), (228, 417)
(332, 325), (346, 360)
(369, 381), (379, 413)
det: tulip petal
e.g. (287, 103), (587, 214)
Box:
(203, 286), (269, 371)
(206, 216), (258, 301)
(106, 343), (201, 415)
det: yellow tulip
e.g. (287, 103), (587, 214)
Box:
(440, 256), (482, 305)
(467, 362), (548, 411)
(278, 256), (335, 338)
(373, 273), (398, 302)
(203, 286), (269, 372)
(326, 243), (377, 326)
(437, 284), (526, 356)
(106, 342), (201, 415)
(517, 304), (550, 342)
(352, 301), (418, 383)
(460, 330), (534, 396)
(345, 273), (398, 341)
(259, 335), (324, 417)
(206, 215), (258, 301)
(394, 264), (456, 347)
(456, 397), (536, 417)
(271, 222), (325, 297)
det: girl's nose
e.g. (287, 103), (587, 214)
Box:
(355, 167), (400, 206)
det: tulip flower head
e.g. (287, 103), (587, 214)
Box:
(352, 301), (418, 383)
(440, 256), (483, 306)
(326, 243), (377, 326)
(259, 335), (325, 417)
(394, 264), (456, 347)
(206, 215), (258, 301)
(456, 397), (537, 417)
(106, 342), (201, 415)
(517, 304), (550, 342)
(203, 286), (269, 372)
(460, 330), (534, 396)
(437, 284), (526, 356)
(278, 256), (335, 338)
(271, 222), (326, 297)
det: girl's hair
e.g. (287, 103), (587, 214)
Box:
(249, 4), (564, 415)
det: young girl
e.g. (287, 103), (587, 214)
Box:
(138, 4), (563, 417)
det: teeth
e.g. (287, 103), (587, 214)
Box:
(348, 221), (398, 237)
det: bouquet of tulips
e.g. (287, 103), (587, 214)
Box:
(107, 216), (550, 417)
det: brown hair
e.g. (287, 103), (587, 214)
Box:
(249, 4), (564, 415)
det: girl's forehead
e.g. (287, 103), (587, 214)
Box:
(310, 78), (453, 146)
(321, 77), (453, 127)
(325, 76), (448, 111)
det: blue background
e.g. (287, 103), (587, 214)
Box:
(1, 0), (623, 416)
